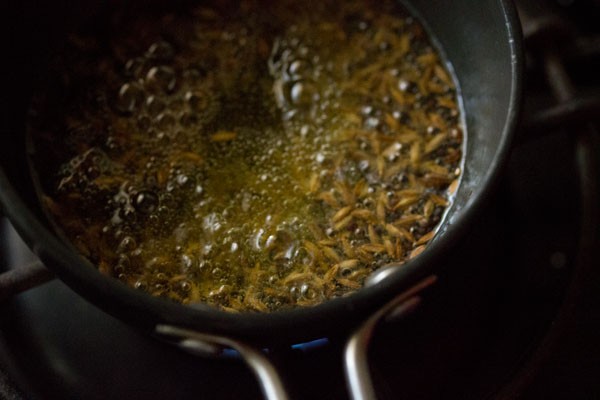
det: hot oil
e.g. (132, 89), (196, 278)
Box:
(28, 0), (463, 312)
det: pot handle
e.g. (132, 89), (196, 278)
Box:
(155, 324), (289, 400)
(155, 275), (436, 400)
(344, 275), (437, 400)
(0, 260), (55, 302)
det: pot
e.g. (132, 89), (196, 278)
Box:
(0, 0), (522, 364)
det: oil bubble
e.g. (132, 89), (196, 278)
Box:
(146, 66), (177, 93)
(179, 112), (199, 127)
(134, 279), (148, 290)
(156, 112), (176, 130)
(137, 115), (152, 131)
(118, 236), (137, 253)
(176, 173), (195, 190)
(116, 82), (145, 113)
(293, 246), (315, 266)
(182, 66), (207, 85)
(135, 190), (159, 214)
(124, 58), (145, 78)
(288, 60), (309, 77)
(364, 117), (380, 129)
(146, 40), (175, 61)
(300, 283), (316, 298)
(146, 95), (167, 116)
(180, 281), (192, 292)
(290, 81), (318, 106)
(398, 79), (413, 92)
(185, 91), (207, 111)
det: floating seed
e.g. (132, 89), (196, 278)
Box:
(332, 205), (353, 223)
(322, 246), (341, 262)
(416, 230), (435, 245)
(210, 130), (237, 142)
(368, 224), (380, 244)
(385, 224), (405, 238)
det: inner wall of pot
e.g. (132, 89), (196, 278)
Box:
(406, 0), (518, 238)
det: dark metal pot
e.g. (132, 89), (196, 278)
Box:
(0, 0), (522, 356)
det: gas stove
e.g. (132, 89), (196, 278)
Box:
(1, 0), (599, 399)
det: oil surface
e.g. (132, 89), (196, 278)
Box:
(28, 0), (463, 312)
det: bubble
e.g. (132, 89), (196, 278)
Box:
(358, 159), (370, 172)
(294, 246), (315, 266)
(116, 82), (145, 113)
(182, 66), (207, 85)
(134, 279), (147, 290)
(289, 286), (300, 300)
(135, 190), (159, 214)
(211, 267), (223, 278)
(398, 79), (413, 92)
(117, 254), (130, 268)
(379, 41), (390, 51)
(208, 284), (231, 299)
(288, 60), (309, 77)
(300, 283), (317, 299)
(156, 112), (176, 130)
(361, 105), (374, 115)
(264, 234), (276, 249)
(300, 125), (309, 137)
(155, 272), (167, 281)
(180, 281), (192, 292)
(267, 230), (296, 263)
(203, 213), (222, 233)
(146, 95), (167, 116)
(118, 236), (137, 253)
(124, 57), (145, 78)
(146, 66), (177, 93)
(122, 207), (138, 224)
(136, 115), (151, 131)
(387, 143), (403, 161)
(364, 117), (380, 129)
(105, 136), (119, 150)
(290, 81), (318, 106)
(146, 40), (175, 61)
(176, 173), (195, 191)
(181, 254), (194, 269)
(179, 111), (199, 127)
(184, 91), (207, 111)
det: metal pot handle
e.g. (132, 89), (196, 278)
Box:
(0, 260), (55, 303)
(155, 324), (290, 400)
(155, 275), (435, 400)
(344, 275), (436, 400)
